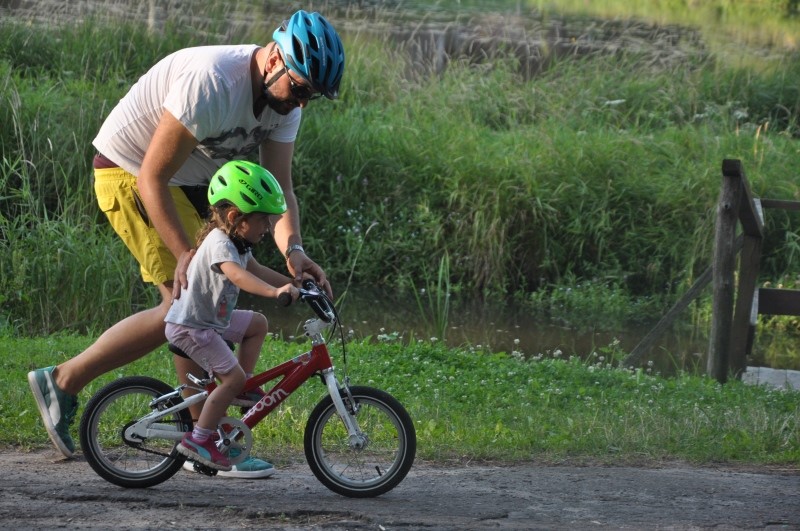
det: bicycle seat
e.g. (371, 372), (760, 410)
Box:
(168, 340), (235, 359)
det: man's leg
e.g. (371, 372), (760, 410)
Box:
(55, 287), (173, 394)
(29, 169), (205, 458)
(28, 283), (174, 457)
(174, 351), (206, 421)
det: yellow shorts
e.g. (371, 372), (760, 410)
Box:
(94, 167), (204, 285)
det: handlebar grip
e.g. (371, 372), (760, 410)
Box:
(277, 292), (292, 307)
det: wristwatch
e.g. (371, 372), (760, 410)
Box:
(285, 244), (305, 260)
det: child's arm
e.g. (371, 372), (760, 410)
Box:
(219, 260), (297, 300)
(245, 258), (294, 287)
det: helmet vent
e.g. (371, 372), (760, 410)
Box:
(239, 192), (257, 206)
(260, 179), (272, 194)
(292, 37), (306, 66)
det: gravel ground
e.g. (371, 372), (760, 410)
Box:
(1, 450), (798, 530)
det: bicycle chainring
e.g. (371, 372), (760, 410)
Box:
(217, 416), (253, 465)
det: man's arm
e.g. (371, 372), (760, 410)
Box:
(259, 138), (329, 295)
(136, 110), (199, 294)
(259, 138), (299, 256)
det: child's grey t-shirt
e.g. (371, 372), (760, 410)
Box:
(165, 228), (251, 331)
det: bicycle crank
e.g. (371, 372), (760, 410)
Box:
(216, 417), (253, 465)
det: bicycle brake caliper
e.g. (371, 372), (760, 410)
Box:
(342, 379), (359, 416)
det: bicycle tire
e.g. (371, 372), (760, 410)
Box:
(304, 385), (416, 498)
(79, 376), (192, 488)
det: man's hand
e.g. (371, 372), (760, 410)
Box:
(172, 248), (196, 299)
(287, 252), (332, 298)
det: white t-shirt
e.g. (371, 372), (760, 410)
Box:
(93, 45), (301, 186)
(164, 228), (250, 331)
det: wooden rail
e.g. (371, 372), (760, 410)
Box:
(624, 159), (800, 383)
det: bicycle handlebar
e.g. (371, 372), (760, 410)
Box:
(277, 291), (293, 307)
(277, 279), (336, 323)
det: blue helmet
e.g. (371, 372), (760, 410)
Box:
(273, 10), (345, 100)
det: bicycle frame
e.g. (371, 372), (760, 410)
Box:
(124, 318), (360, 448)
(240, 320), (334, 426)
(201, 316), (365, 448)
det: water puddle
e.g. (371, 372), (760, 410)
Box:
(239, 287), (710, 377)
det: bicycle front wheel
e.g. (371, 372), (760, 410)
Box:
(79, 376), (192, 488)
(304, 385), (416, 498)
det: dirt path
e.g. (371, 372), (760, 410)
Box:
(0, 450), (797, 530)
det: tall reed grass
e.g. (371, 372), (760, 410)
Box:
(412, 253), (452, 340)
(2, 3), (799, 339)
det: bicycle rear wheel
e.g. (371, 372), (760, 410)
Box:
(304, 385), (416, 498)
(79, 376), (192, 488)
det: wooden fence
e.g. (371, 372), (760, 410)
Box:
(623, 159), (800, 383)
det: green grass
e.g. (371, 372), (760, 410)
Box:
(3, 333), (798, 465)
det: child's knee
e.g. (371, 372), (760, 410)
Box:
(247, 312), (269, 337)
(222, 365), (246, 392)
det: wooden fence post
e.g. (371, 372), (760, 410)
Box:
(708, 168), (743, 383)
(627, 160), (792, 383)
(724, 161), (764, 378)
(729, 235), (762, 377)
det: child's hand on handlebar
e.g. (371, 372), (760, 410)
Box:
(276, 283), (300, 307)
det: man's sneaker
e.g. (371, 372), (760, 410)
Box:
(230, 387), (267, 408)
(182, 447), (276, 479)
(176, 433), (232, 471)
(218, 448), (276, 479)
(28, 366), (79, 458)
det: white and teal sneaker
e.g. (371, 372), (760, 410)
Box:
(183, 447), (276, 479)
(28, 366), (79, 458)
(218, 450), (276, 479)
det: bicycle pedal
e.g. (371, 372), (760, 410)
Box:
(190, 461), (218, 477)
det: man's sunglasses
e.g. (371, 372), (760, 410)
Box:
(284, 68), (322, 101)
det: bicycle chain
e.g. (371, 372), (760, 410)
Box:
(124, 439), (173, 459)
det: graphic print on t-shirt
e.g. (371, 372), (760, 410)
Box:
(199, 125), (278, 161)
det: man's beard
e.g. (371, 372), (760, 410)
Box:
(262, 88), (296, 116)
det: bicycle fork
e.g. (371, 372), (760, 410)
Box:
(322, 369), (368, 449)
(305, 317), (368, 450)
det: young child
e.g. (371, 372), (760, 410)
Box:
(165, 160), (299, 471)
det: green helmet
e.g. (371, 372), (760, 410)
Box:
(208, 161), (287, 215)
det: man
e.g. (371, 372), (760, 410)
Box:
(27, 10), (344, 479)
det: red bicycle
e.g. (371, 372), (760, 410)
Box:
(79, 281), (416, 498)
